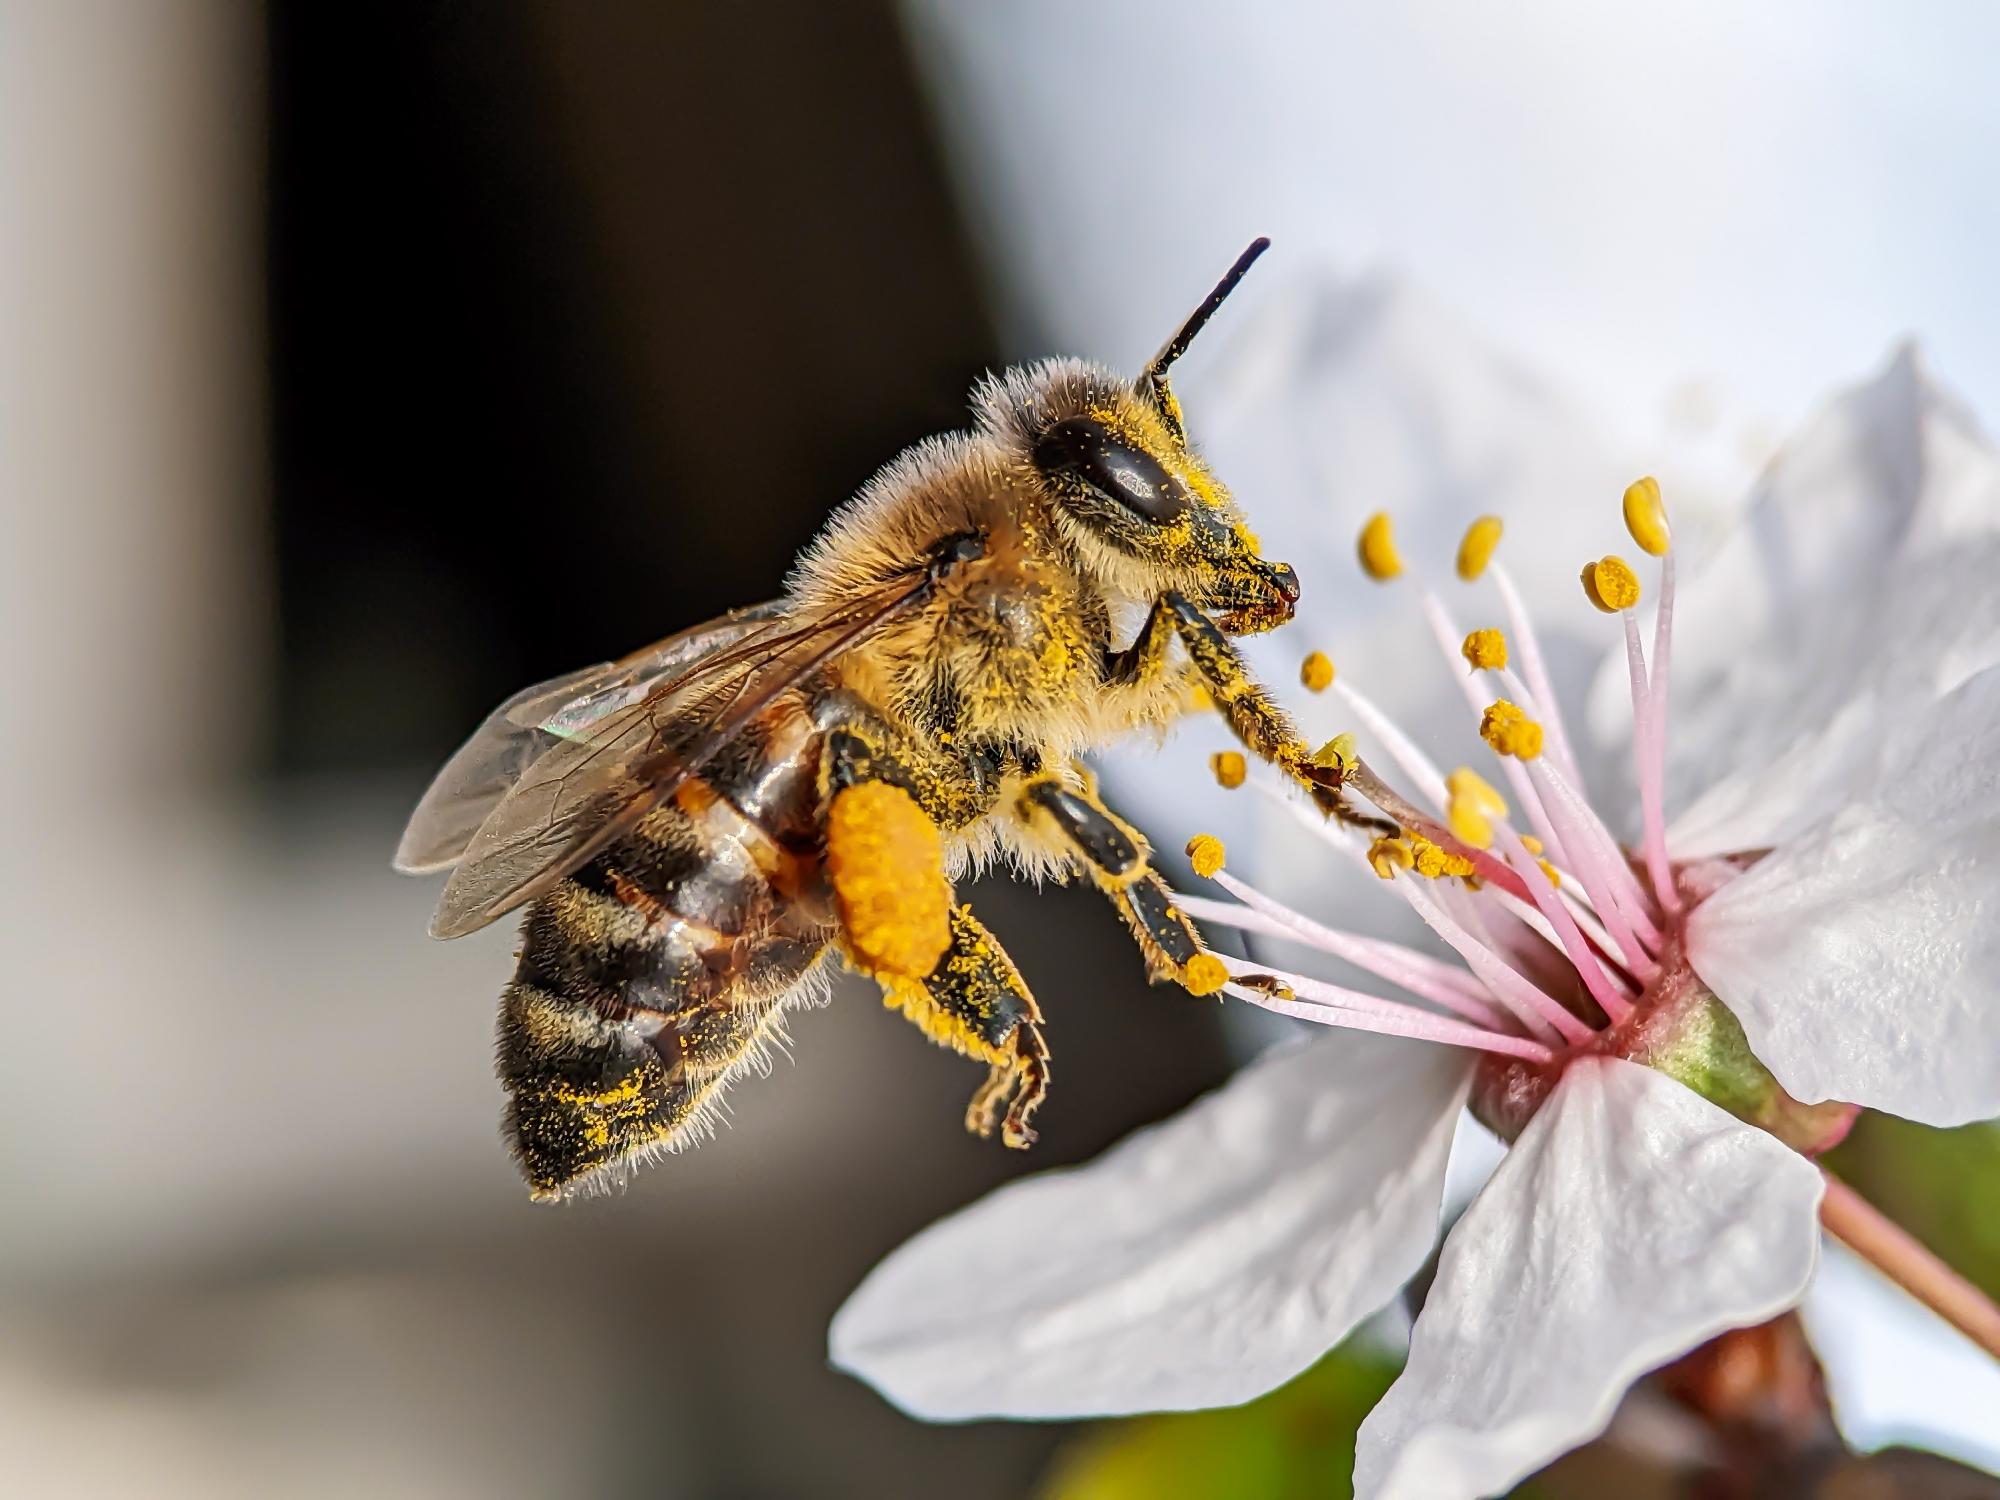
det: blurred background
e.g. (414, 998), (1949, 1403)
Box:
(2, 3), (1995, 1496)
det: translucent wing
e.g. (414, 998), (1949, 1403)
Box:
(426, 572), (937, 940)
(394, 602), (785, 876)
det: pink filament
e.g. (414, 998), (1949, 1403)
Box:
(1221, 974), (1557, 1064)
(1332, 679), (1448, 810)
(1389, 869), (1593, 1045)
(1184, 878), (1512, 1031)
(1641, 550), (1681, 913)
(1487, 818), (1634, 1026)
(1491, 561), (1585, 787)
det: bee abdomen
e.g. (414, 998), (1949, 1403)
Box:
(496, 700), (835, 1197)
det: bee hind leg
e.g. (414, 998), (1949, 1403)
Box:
(817, 732), (1051, 1148)
(874, 905), (1050, 1149)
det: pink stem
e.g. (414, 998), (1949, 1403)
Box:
(1821, 1171), (2000, 1363)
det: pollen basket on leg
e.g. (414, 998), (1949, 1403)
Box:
(827, 780), (953, 981)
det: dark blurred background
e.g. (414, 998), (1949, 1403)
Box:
(0, 5), (1230, 1496)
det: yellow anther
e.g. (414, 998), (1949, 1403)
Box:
(1445, 767), (1507, 850)
(1209, 750), (1247, 789)
(1456, 515), (1504, 581)
(1312, 732), (1359, 774)
(1408, 835), (1477, 880)
(1622, 476), (1671, 557)
(1367, 835), (1414, 880)
(1300, 650), (1335, 693)
(1520, 834), (1544, 855)
(1182, 953), (1229, 997)
(1185, 833), (1227, 879)
(1461, 628), (1508, 672)
(1358, 511), (1404, 581)
(1538, 858), (1562, 888)
(1478, 699), (1545, 760)
(1581, 554), (1642, 613)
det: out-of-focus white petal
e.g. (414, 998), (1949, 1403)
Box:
(1663, 540), (2000, 860)
(829, 1033), (1470, 1420)
(1355, 1057), (1824, 1500)
(1589, 352), (2000, 855)
(1687, 665), (2000, 1126)
(1804, 1241), (2000, 1474)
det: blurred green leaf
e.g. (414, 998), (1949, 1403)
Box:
(1034, 1342), (1400, 1500)
(1825, 1114), (2000, 1299)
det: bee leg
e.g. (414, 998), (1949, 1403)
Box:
(1017, 772), (1221, 997)
(819, 729), (1049, 1147)
(867, 904), (1051, 1149)
(1153, 591), (1369, 826)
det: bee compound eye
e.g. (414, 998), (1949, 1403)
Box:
(1031, 416), (1190, 525)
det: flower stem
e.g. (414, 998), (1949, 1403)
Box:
(1819, 1170), (2000, 1362)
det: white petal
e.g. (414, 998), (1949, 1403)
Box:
(1664, 540), (2000, 859)
(829, 1033), (1471, 1420)
(1587, 352), (2000, 855)
(1688, 665), (2000, 1125)
(1804, 1241), (2000, 1474)
(1355, 1057), (1824, 1499)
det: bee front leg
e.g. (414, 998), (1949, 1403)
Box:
(821, 725), (1049, 1148)
(1016, 770), (1226, 998)
(1128, 592), (1376, 828)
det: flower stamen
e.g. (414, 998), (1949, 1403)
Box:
(1358, 511), (1404, 581)
(1181, 875), (1511, 1032)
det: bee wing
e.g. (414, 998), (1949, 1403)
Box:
(394, 602), (786, 877)
(425, 573), (935, 940)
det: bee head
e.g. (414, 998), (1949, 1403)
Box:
(976, 240), (1298, 634)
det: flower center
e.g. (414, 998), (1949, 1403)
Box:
(1181, 481), (1856, 1154)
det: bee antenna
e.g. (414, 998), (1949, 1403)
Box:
(1137, 236), (1271, 399)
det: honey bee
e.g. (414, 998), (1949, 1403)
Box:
(397, 239), (1349, 1199)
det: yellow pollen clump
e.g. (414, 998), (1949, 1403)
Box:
(1408, 835), (1477, 879)
(1312, 732), (1359, 775)
(1581, 554), (1642, 613)
(1300, 650), (1335, 692)
(1185, 833), (1227, 879)
(1367, 835), (1414, 880)
(1622, 476), (1671, 556)
(1461, 627), (1508, 672)
(1181, 953), (1229, 996)
(1479, 699), (1545, 759)
(1445, 767), (1507, 850)
(826, 781), (952, 981)
(1539, 858), (1562, 888)
(1520, 834), (1544, 855)
(1456, 515), (1504, 581)
(1209, 750), (1247, 789)
(1358, 512), (1404, 581)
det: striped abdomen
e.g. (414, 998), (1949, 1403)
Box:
(497, 697), (835, 1198)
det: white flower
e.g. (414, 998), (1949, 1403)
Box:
(830, 351), (2000, 1497)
